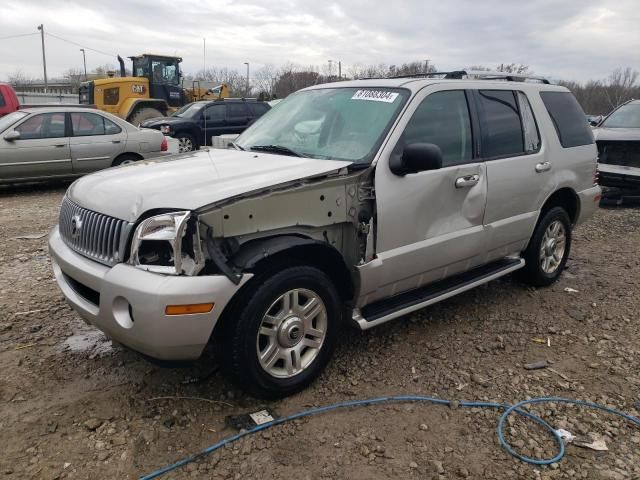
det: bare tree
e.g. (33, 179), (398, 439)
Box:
(496, 63), (530, 74)
(63, 68), (85, 92)
(604, 67), (639, 109)
(7, 70), (34, 87)
(254, 64), (279, 98)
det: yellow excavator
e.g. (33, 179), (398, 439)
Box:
(78, 54), (229, 124)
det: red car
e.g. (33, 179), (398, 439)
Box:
(0, 83), (20, 117)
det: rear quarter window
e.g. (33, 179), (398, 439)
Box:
(248, 103), (269, 116)
(540, 91), (593, 148)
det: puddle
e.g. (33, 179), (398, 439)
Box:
(60, 328), (113, 358)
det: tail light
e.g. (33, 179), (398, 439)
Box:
(160, 137), (168, 152)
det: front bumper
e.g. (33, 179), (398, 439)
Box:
(49, 226), (250, 360)
(597, 164), (640, 200)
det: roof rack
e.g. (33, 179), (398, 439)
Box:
(385, 70), (550, 84)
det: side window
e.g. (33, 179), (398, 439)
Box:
(478, 90), (524, 158)
(104, 117), (122, 135)
(204, 104), (225, 121)
(0, 90), (5, 107)
(104, 87), (119, 106)
(248, 103), (269, 116)
(540, 91), (594, 148)
(71, 113), (105, 136)
(399, 90), (472, 166)
(16, 113), (66, 139)
(516, 92), (541, 153)
(227, 103), (248, 118)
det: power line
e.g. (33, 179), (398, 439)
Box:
(44, 31), (115, 58)
(0, 32), (38, 41)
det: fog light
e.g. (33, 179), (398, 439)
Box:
(165, 303), (214, 315)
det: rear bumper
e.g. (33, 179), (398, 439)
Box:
(576, 185), (601, 225)
(49, 226), (250, 360)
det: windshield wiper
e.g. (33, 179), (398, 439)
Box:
(230, 142), (245, 151)
(250, 144), (306, 157)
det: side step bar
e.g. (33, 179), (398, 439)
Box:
(353, 257), (525, 330)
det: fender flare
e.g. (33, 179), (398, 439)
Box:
(231, 235), (326, 270)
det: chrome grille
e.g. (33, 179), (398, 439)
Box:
(59, 196), (132, 266)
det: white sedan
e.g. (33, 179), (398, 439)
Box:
(0, 107), (169, 184)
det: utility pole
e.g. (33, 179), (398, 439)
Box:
(327, 59), (333, 79)
(203, 38), (206, 77)
(243, 62), (250, 97)
(80, 48), (87, 80)
(37, 24), (48, 92)
(338, 61), (342, 80)
(425, 59), (430, 73)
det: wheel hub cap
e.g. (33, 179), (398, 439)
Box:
(256, 288), (328, 379)
(539, 220), (566, 274)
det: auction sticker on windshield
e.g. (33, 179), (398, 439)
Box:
(351, 90), (399, 103)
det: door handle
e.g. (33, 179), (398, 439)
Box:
(53, 144), (66, 148)
(535, 162), (552, 173)
(455, 174), (480, 188)
(112, 140), (121, 144)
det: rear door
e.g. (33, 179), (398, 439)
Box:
(0, 112), (71, 181)
(365, 86), (488, 304)
(478, 89), (554, 260)
(225, 102), (250, 134)
(69, 112), (126, 174)
(200, 103), (226, 145)
(247, 102), (270, 124)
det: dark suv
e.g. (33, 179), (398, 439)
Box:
(140, 99), (270, 152)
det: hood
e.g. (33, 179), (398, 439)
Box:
(140, 116), (191, 128)
(67, 149), (352, 222)
(593, 127), (640, 142)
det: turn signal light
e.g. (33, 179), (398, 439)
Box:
(165, 303), (214, 315)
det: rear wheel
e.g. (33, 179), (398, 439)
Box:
(112, 153), (141, 167)
(128, 107), (163, 127)
(518, 207), (572, 287)
(219, 265), (341, 398)
(175, 132), (197, 152)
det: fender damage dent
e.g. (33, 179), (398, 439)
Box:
(194, 168), (378, 289)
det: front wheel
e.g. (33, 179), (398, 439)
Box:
(518, 206), (572, 287)
(175, 132), (197, 153)
(220, 265), (341, 398)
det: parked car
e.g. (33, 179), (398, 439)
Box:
(593, 99), (640, 204)
(0, 107), (168, 184)
(49, 76), (600, 398)
(0, 83), (20, 117)
(140, 98), (270, 152)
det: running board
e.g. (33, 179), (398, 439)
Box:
(353, 258), (525, 330)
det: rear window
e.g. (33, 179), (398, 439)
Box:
(540, 92), (593, 148)
(0, 90), (5, 107)
(477, 90), (524, 158)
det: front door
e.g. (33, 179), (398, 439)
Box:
(359, 86), (488, 305)
(0, 112), (72, 181)
(69, 112), (126, 174)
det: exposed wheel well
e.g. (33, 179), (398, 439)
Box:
(540, 188), (579, 225)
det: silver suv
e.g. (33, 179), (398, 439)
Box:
(49, 74), (600, 398)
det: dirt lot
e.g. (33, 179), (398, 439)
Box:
(0, 183), (639, 480)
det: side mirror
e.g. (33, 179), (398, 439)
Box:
(3, 130), (20, 141)
(590, 120), (599, 127)
(390, 143), (443, 175)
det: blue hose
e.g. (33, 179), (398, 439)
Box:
(139, 395), (640, 479)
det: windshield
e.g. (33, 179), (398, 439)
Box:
(602, 104), (640, 128)
(0, 111), (28, 133)
(171, 102), (205, 118)
(236, 87), (409, 163)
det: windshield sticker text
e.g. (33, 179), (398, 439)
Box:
(351, 90), (399, 103)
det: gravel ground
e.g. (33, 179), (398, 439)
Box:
(0, 183), (639, 480)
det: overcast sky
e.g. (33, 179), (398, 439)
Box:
(1, 0), (639, 83)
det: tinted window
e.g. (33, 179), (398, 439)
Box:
(248, 103), (269, 116)
(400, 90), (472, 166)
(71, 112), (105, 136)
(204, 104), (225, 121)
(516, 92), (541, 153)
(104, 87), (119, 106)
(0, 90), (5, 107)
(227, 103), (247, 117)
(540, 91), (593, 148)
(16, 113), (66, 139)
(478, 90), (524, 158)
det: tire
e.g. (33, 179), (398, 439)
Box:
(518, 206), (572, 287)
(112, 153), (141, 167)
(175, 132), (198, 153)
(128, 107), (163, 127)
(219, 265), (341, 399)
